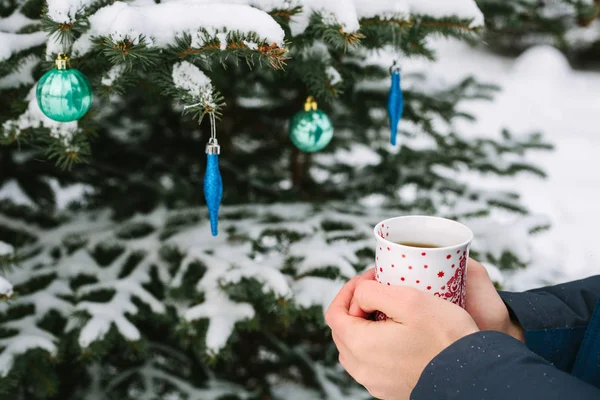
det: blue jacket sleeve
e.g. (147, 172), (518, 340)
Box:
(411, 331), (600, 400)
(499, 275), (600, 371)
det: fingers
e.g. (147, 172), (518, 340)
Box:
(349, 268), (377, 318)
(353, 279), (427, 322)
(325, 276), (360, 329)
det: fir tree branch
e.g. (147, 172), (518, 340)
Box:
(170, 32), (289, 71)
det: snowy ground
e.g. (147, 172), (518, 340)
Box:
(404, 39), (600, 290)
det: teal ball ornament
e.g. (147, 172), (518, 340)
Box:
(36, 53), (93, 122)
(289, 96), (334, 152)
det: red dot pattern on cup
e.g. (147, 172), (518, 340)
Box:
(408, 265), (413, 270)
(446, 254), (451, 259)
(427, 286), (432, 290)
(387, 282), (390, 286)
(391, 264), (395, 268)
(441, 286), (446, 290)
(401, 277), (405, 281)
(424, 265), (428, 269)
(402, 254), (406, 258)
(380, 267), (383, 272)
(452, 264), (455, 268)
(438, 271), (445, 278)
(421, 252), (426, 256)
(387, 247), (390, 251)
(416, 280), (420, 284)
(457, 250), (460, 254)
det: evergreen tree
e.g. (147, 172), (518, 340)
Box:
(1, 0), (589, 398)
(477, 0), (599, 66)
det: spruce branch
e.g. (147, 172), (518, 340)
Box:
(98, 36), (163, 71)
(41, 9), (90, 46)
(269, 5), (303, 30)
(171, 31), (289, 71)
(302, 13), (365, 51)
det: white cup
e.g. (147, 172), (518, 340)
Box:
(374, 216), (473, 309)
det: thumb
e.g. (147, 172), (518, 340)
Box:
(353, 280), (426, 322)
(465, 259), (496, 314)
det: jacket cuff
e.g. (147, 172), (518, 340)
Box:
(411, 331), (597, 400)
(499, 291), (587, 371)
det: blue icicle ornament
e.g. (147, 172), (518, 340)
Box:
(203, 114), (223, 236)
(387, 62), (404, 146)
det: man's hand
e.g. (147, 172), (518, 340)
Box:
(465, 259), (525, 342)
(325, 277), (479, 400)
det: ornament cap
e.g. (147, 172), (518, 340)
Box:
(206, 137), (220, 155)
(304, 96), (318, 112)
(56, 53), (70, 70)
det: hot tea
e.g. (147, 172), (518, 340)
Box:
(396, 242), (440, 248)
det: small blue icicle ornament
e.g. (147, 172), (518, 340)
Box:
(204, 137), (223, 236)
(36, 53), (93, 122)
(387, 62), (404, 146)
(289, 96), (334, 152)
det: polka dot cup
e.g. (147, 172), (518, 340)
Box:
(374, 216), (473, 318)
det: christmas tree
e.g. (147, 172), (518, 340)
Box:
(1, 0), (590, 398)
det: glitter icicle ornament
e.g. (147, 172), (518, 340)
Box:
(203, 113), (223, 236)
(36, 53), (93, 122)
(289, 96), (334, 152)
(387, 61), (404, 146)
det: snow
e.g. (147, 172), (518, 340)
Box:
(290, 0), (360, 35)
(0, 180), (35, 207)
(46, 178), (93, 209)
(0, 32), (46, 62)
(400, 38), (600, 290)
(73, 2), (285, 55)
(0, 241), (14, 257)
(293, 276), (344, 311)
(354, 0), (484, 27)
(314, 143), (381, 167)
(101, 64), (125, 86)
(47, 0), (97, 22)
(172, 61), (212, 96)
(0, 277), (12, 298)
(409, 0), (484, 27)
(3, 88), (80, 147)
(326, 65), (342, 85)
(0, 56), (38, 89)
(0, 11), (38, 33)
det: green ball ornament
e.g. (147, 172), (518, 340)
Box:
(289, 96), (334, 152)
(36, 53), (93, 122)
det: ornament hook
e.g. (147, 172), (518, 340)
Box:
(56, 53), (70, 70)
(304, 96), (318, 112)
(205, 112), (220, 155)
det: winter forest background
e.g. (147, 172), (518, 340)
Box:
(1, 0), (600, 398)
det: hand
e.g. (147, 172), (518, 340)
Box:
(325, 277), (479, 400)
(465, 259), (525, 342)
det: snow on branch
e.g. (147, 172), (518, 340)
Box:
(2, 88), (80, 147)
(172, 61), (212, 98)
(46, 0), (96, 23)
(0, 241), (13, 257)
(0, 198), (540, 376)
(72, 2), (285, 55)
(0, 32), (47, 62)
(354, 0), (484, 27)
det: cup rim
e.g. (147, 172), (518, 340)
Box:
(373, 215), (474, 250)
